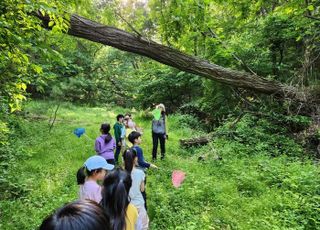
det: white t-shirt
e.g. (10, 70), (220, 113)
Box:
(129, 168), (145, 208)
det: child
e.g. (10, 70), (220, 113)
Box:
(128, 131), (157, 210)
(101, 168), (138, 230)
(128, 131), (157, 170)
(95, 123), (116, 165)
(125, 113), (137, 131)
(124, 115), (133, 148)
(77, 155), (114, 204)
(123, 149), (149, 230)
(39, 200), (110, 230)
(126, 113), (143, 134)
(113, 114), (124, 165)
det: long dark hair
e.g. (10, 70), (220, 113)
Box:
(39, 200), (110, 230)
(123, 149), (137, 173)
(76, 166), (103, 185)
(101, 168), (132, 230)
(101, 123), (112, 143)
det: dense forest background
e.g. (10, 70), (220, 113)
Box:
(1, 0), (319, 112)
(2, 0), (319, 149)
(1, 0), (320, 229)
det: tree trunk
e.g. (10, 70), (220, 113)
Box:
(180, 135), (213, 148)
(36, 13), (316, 103)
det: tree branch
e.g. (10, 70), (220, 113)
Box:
(305, 15), (320, 21)
(34, 12), (318, 104)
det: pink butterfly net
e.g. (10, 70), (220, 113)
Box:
(172, 170), (186, 188)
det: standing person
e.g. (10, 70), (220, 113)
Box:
(151, 103), (167, 160)
(128, 131), (157, 170)
(95, 123), (116, 165)
(126, 113), (144, 134)
(126, 113), (137, 131)
(128, 131), (157, 210)
(124, 115), (133, 148)
(101, 168), (138, 230)
(39, 200), (111, 230)
(123, 149), (149, 230)
(77, 155), (114, 203)
(113, 114), (124, 165)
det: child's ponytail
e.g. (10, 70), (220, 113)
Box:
(100, 123), (112, 144)
(123, 149), (137, 173)
(113, 181), (128, 230)
(104, 133), (112, 144)
(101, 169), (132, 230)
(77, 165), (103, 185)
(76, 166), (86, 185)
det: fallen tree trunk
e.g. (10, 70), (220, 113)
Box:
(35, 13), (318, 103)
(180, 134), (214, 148)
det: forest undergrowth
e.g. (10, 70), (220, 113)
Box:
(0, 101), (319, 230)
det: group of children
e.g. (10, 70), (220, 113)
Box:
(40, 114), (159, 230)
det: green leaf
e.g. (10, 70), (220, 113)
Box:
(32, 65), (43, 74)
(48, 21), (54, 27)
(21, 54), (29, 63)
(39, 9), (45, 16)
(307, 5), (314, 11)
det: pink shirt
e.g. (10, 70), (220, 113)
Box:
(127, 119), (136, 130)
(79, 180), (102, 203)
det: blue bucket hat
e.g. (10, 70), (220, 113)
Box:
(84, 156), (114, 171)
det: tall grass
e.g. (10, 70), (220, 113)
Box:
(0, 101), (319, 229)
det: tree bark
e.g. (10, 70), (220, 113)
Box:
(180, 135), (213, 148)
(36, 13), (316, 103)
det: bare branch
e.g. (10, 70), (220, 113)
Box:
(305, 15), (320, 21)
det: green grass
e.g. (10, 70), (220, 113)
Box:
(1, 101), (319, 229)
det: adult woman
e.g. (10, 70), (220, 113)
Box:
(151, 103), (167, 160)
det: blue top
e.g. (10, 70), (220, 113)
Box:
(133, 145), (150, 169)
(121, 125), (126, 139)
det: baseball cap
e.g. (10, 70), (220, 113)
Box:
(84, 156), (114, 171)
